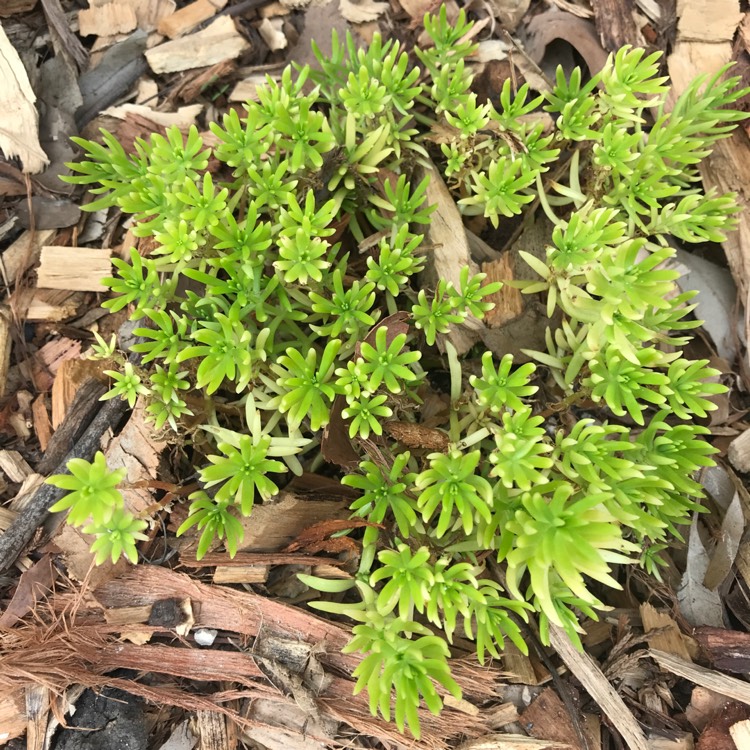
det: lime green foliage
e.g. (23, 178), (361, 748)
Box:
(48, 4), (747, 738)
(47, 452), (147, 563)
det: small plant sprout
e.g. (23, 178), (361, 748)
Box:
(53, 5), (745, 738)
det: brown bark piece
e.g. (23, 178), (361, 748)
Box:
(237, 495), (349, 553)
(145, 15), (249, 74)
(79, 2), (138, 37)
(0, 0), (37, 15)
(591, 0), (643, 51)
(36, 246), (112, 292)
(697, 701), (750, 750)
(157, 0), (229, 38)
(693, 627), (750, 673)
(521, 688), (584, 750)
(382, 420), (450, 451)
(640, 603), (692, 662)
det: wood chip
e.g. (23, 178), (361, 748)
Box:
(146, 15), (249, 74)
(0, 305), (10, 398)
(157, 0), (228, 38)
(640, 603), (693, 662)
(1, 230), (56, 287)
(196, 711), (231, 750)
(549, 624), (650, 750)
(22, 290), (83, 323)
(79, 2), (138, 37)
(36, 246), (112, 291)
(503, 642), (539, 685)
(729, 719), (750, 747)
(51, 359), (104, 429)
(0, 693), (26, 744)
(0, 451), (33, 483)
(650, 649), (750, 705)
(212, 565), (269, 584)
(457, 735), (573, 749)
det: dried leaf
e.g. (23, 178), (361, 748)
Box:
(0, 25), (48, 173)
(677, 516), (724, 628)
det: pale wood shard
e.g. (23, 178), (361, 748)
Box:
(1, 229), (56, 287)
(230, 74), (268, 102)
(22, 289), (83, 322)
(78, 2), (138, 37)
(157, 0), (228, 38)
(196, 711), (232, 750)
(640, 603), (693, 662)
(650, 649), (750, 705)
(675, 0), (741, 41)
(729, 719), (750, 748)
(258, 16), (288, 51)
(503, 641), (539, 685)
(212, 564), (270, 584)
(146, 15), (249, 73)
(130, 0), (177, 31)
(0, 693), (25, 744)
(456, 735), (572, 749)
(549, 624), (650, 750)
(25, 684), (49, 750)
(483, 702), (519, 728)
(0, 25), (48, 173)
(0, 506), (19, 531)
(36, 246), (112, 291)
(0, 450), (34, 483)
(0, 305), (10, 397)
